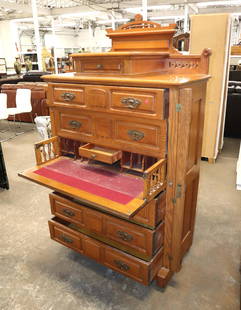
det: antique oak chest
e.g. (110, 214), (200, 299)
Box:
(19, 15), (211, 287)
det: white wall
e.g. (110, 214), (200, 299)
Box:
(0, 21), (19, 67)
(0, 23), (111, 67)
(44, 27), (111, 56)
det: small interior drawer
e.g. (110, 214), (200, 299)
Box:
(79, 143), (121, 164)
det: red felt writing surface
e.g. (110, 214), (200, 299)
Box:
(34, 159), (144, 204)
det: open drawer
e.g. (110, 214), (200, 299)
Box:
(79, 143), (121, 164)
(18, 136), (166, 219)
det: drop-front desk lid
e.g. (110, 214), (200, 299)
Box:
(19, 156), (146, 219)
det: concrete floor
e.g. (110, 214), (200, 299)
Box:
(0, 129), (240, 310)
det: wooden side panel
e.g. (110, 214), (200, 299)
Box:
(168, 83), (206, 272)
(162, 88), (179, 272)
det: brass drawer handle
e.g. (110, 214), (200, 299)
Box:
(69, 120), (82, 129)
(61, 92), (76, 101)
(96, 64), (104, 69)
(62, 208), (75, 217)
(127, 130), (144, 141)
(61, 235), (73, 244)
(121, 97), (141, 109)
(116, 230), (133, 242)
(90, 154), (96, 159)
(113, 260), (130, 271)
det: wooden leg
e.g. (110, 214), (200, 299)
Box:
(208, 158), (216, 164)
(155, 267), (173, 288)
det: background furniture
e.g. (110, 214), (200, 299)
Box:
(1, 83), (49, 122)
(225, 81), (241, 138)
(0, 58), (7, 76)
(190, 13), (232, 163)
(173, 33), (190, 51)
(0, 142), (9, 189)
(7, 89), (32, 130)
(19, 16), (210, 288)
(0, 93), (8, 122)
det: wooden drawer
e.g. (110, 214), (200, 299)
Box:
(80, 58), (122, 73)
(54, 109), (93, 139)
(115, 120), (161, 148)
(51, 107), (167, 157)
(51, 85), (85, 107)
(50, 192), (164, 260)
(48, 83), (167, 121)
(79, 143), (121, 164)
(49, 217), (163, 285)
(132, 191), (166, 228)
(110, 88), (165, 119)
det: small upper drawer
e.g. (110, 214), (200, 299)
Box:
(52, 86), (85, 106)
(110, 88), (165, 119)
(80, 58), (122, 73)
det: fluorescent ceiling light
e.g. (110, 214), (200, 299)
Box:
(60, 11), (100, 18)
(197, 0), (241, 8)
(125, 5), (172, 13)
(97, 18), (129, 24)
(150, 16), (184, 20)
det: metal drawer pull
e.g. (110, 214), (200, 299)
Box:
(96, 64), (104, 69)
(117, 230), (133, 242)
(62, 208), (75, 217)
(121, 97), (141, 109)
(90, 154), (96, 159)
(113, 260), (130, 271)
(61, 92), (75, 101)
(127, 130), (144, 141)
(61, 235), (73, 244)
(69, 120), (82, 128)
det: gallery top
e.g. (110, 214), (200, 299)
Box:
(43, 14), (211, 86)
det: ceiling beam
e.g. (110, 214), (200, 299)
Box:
(0, 0), (50, 19)
(199, 6), (241, 13)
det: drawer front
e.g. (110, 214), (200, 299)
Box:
(48, 84), (166, 121)
(51, 191), (165, 229)
(50, 194), (84, 225)
(81, 58), (122, 73)
(55, 109), (93, 140)
(103, 248), (146, 282)
(49, 222), (82, 252)
(49, 193), (163, 260)
(52, 86), (85, 107)
(49, 218), (163, 285)
(115, 120), (160, 147)
(110, 88), (165, 118)
(105, 220), (149, 253)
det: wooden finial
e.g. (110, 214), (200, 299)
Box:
(135, 14), (143, 21)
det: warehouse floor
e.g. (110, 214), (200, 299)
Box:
(0, 128), (240, 310)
